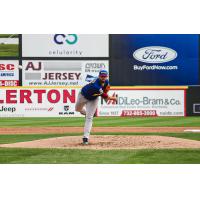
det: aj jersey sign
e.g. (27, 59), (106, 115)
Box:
(22, 60), (109, 86)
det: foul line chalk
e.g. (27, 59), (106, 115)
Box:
(184, 130), (200, 132)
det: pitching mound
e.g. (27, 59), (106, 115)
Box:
(1, 136), (200, 150)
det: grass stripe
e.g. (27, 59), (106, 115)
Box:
(0, 148), (200, 164)
(1, 117), (200, 127)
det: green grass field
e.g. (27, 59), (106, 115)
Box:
(0, 34), (18, 38)
(1, 116), (200, 127)
(0, 117), (200, 164)
(0, 44), (19, 56)
(1, 148), (200, 164)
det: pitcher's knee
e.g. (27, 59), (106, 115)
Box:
(86, 115), (93, 121)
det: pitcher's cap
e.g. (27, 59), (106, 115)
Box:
(99, 70), (108, 77)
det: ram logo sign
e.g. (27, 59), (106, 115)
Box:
(133, 46), (177, 63)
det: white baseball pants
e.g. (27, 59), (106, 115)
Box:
(75, 92), (99, 139)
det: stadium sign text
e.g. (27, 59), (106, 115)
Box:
(0, 106), (16, 112)
(42, 73), (81, 80)
(0, 89), (76, 104)
(0, 64), (15, 71)
(133, 46), (177, 63)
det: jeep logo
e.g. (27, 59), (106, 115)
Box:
(0, 106), (16, 112)
(133, 46), (177, 63)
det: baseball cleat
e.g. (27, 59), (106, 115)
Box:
(82, 137), (89, 145)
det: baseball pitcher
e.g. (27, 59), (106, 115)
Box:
(75, 70), (117, 144)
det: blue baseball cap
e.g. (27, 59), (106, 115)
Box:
(99, 70), (108, 77)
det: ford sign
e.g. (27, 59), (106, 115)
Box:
(133, 46), (177, 63)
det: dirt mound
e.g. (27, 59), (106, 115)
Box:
(1, 135), (200, 150)
(1, 127), (200, 134)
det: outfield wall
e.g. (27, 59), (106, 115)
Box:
(0, 86), (186, 117)
(0, 34), (200, 117)
(1, 34), (200, 87)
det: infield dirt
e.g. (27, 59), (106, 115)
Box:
(1, 135), (200, 150)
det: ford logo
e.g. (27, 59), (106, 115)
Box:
(133, 46), (177, 63)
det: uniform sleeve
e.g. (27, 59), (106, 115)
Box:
(101, 81), (110, 99)
(103, 81), (110, 93)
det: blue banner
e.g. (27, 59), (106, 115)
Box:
(110, 34), (199, 85)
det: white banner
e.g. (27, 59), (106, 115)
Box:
(22, 60), (109, 86)
(0, 88), (82, 117)
(98, 90), (185, 117)
(22, 34), (109, 57)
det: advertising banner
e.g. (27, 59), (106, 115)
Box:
(110, 34), (199, 86)
(0, 87), (82, 117)
(98, 89), (185, 117)
(22, 60), (109, 86)
(0, 60), (19, 86)
(22, 34), (109, 57)
(186, 86), (200, 116)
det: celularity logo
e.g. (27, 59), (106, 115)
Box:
(50, 34), (82, 56)
(54, 34), (78, 45)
